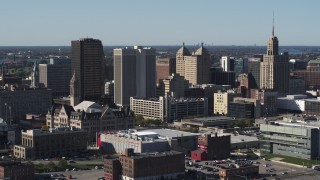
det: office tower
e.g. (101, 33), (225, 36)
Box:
(248, 57), (262, 89)
(220, 56), (232, 71)
(114, 46), (156, 106)
(30, 61), (39, 88)
(210, 67), (236, 88)
(260, 22), (289, 96)
(156, 57), (176, 83)
(176, 43), (191, 78)
(71, 38), (105, 101)
(176, 43), (211, 86)
(39, 58), (71, 97)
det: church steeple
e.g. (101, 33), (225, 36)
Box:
(267, 12), (279, 55)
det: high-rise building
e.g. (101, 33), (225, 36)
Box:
(39, 58), (71, 98)
(260, 23), (289, 96)
(176, 43), (191, 78)
(114, 46), (156, 106)
(71, 38), (105, 101)
(248, 56), (262, 90)
(176, 43), (210, 86)
(221, 56), (235, 72)
(156, 57), (176, 83)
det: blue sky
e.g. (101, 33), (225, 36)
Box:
(0, 0), (319, 46)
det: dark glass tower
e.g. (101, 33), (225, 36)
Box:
(71, 38), (105, 101)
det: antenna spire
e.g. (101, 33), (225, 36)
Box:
(272, 11), (275, 36)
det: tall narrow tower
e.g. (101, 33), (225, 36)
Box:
(70, 72), (80, 106)
(260, 14), (289, 97)
(31, 60), (39, 88)
(267, 13), (279, 55)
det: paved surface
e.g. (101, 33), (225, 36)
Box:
(37, 169), (104, 180)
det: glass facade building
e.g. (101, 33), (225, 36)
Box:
(260, 124), (319, 160)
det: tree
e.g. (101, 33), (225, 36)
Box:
(245, 119), (253, 127)
(47, 161), (56, 169)
(58, 160), (68, 169)
(41, 125), (49, 131)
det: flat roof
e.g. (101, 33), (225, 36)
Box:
(274, 120), (320, 129)
(209, 133), (258, 143)
(139, 128), (199, 138)
(131, 131), (158, 136)
(185, 116), (235, 123)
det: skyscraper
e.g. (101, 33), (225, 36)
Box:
(248, 56), (262, 90)
(176, 43), (211, 86)
(71, 38), (105, 101)
(114, 46), (156, 106)
(260, 20), (289, 96)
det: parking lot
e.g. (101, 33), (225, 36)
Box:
(185, 157), (313, 179)
(37, 169), (104, 180)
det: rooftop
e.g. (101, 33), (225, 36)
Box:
(123, 150), (183, 159)
(139, 128), (199, 138)
(73, 101), (102, 113)
(185, 116), (235, 123)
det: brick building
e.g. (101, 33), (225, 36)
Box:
(104, 149), (185, 180)
(191, 133), (230, 161)
(13, 128), (87, 159)
(0, 161), (34, 180)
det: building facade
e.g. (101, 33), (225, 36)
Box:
(103, 149), (185, 180)
(14, 128), (87, 159)
(157, 73), (188, 98)
(0, 87), (52, 122)
(114, 46), (156, 106)
(71, 38), (105, 101)
(260, 124), (319, 160)
(213, 90), (240, 116)
(260, 27), (289, 96)
(248, 57), (262, 90)
(0, 161), (34, 180)
(39, 58), (71, 97)
(120, 149), (185, 180)
(156, 57), (176, 83)
(191, 133), (230, 161)
(130, 96), (208, 122)
(46, 101), (134, 145)
(176, 43), (210, 86)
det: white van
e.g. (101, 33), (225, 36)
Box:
(312, 165), (320, 170)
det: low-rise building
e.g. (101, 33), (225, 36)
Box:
(219, 165), (259, 180)
(0, 161), (34, 180)
(13, 127), (87, 159)
(180, 116), (236, 128)
(260, 122), (320, 160)
(105, 149), (185, 180)
(100, 129), (199, 155)
(47, 101), (134, 145)
(277, 94), (307, 112)
(305, 97), (320, 116)
(99, 132), (169, 155)
(191, 133), (230, 161)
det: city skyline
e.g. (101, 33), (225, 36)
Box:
(0, 0), (319, 46)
